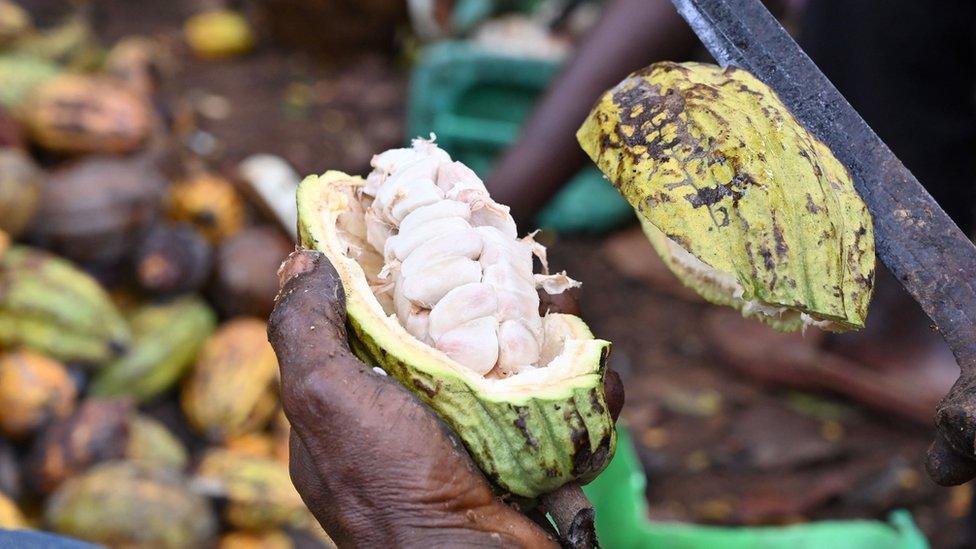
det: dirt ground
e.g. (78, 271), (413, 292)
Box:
(76, 1), (973, 546)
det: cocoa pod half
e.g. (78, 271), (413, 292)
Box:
(0, 148), (42, 238)
(45, 460), (218, 548)
(182, 318), (279, 441)
(30, 156), (165, 266)
(28, 398), (132, 495)
(210, 225), (292, 318)
(22, 74), (152, 154)
(0, 349), (77, 439)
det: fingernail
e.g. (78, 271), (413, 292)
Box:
(277, 249), (317, 290)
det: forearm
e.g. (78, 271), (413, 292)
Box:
(487, 0), (699, 224)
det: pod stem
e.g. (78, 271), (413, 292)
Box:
(540, 482), (599, 548)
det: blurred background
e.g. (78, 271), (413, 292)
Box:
(0, 0), (971, 547)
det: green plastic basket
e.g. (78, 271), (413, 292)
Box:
(583, 428), (929, 549)
(407, 41), (634, 234)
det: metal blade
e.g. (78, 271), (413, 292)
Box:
(670, 0), (976, 478)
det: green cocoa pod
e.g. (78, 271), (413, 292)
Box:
(0, 246), (130, 364)
(45, 461), (217, 548)
(193, 448), (312, 531)
(89, 296), (216, 402)
(577, 62), (875, 332)
(127, 414), (189, 471)
(297, 171), (615, 498)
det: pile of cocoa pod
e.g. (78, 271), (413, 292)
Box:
(0, 2), (332, 547)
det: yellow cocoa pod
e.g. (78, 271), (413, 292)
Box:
(219, 530), (293, 549)
(184, 10), (254, 60)
(0, 491), (26, 529)
(182, 318), (279, 441)
(45, 461), (217, 548)
(224, 432), (276, 459)
(168, 173), (247, 243)
(22, 74), (152, 154)
(0, 350), (76, 439)
(194, 448), (309, 531)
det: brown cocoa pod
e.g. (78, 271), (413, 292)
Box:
(134, 223), (212, 296)
(29, 156), (165, 265)
(22, 74), (152, 154)
(0, 349), (77, 439)
(0, 148), (42, 238)
(28, 398), (132, 495)
(210, 226), (292, 318)
(168, 173), (246, 244)
(45, 460), (217, 548)
(182, 318), (279, 441)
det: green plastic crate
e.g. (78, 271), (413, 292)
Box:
(408, 41), (634, 234)
(583, 428), (929, 548)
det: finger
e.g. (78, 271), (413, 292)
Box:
(926, 432), (976, 485)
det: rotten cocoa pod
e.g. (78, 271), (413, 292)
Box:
(210, 225), (292, 318)
(28, 398), (133, 495)
(0, 148), (43, 238)
(0, 349), (77, 439)
(22, 74), (152, 154)
(29, 156), (165, 266)
(134, 223), (212, 296)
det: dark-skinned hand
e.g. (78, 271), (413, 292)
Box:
(268, 250), (623, 547)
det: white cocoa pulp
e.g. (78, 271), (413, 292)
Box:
(358, 137), (578, 378)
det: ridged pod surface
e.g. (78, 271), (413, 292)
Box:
(182, 318), (279, 441)
(0, 246), (130, 364)
(45, 461), (217, 548)
(578, 62), (875, 331)
(90, 296), (216, 402)
(298, 167), (615, 498)
(194, 449), (312, 531)
(22, 74), (151, 154)
(0, 349), (76, 439)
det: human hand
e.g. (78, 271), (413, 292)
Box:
(268, 250), (622, 547)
